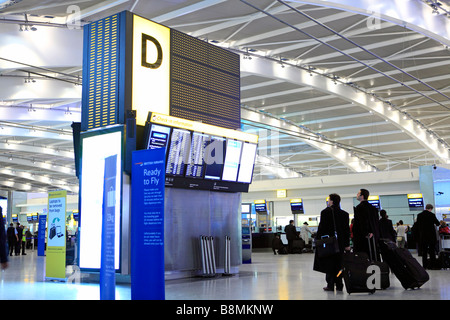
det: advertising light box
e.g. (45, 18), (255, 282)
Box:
(144, 112), (258, 192)
(79, 126), (123, 270)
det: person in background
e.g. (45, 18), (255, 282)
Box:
(300, 222), (313, 245)
(15, 222), (23, 256)
(0, 208), (8, 270)
(6, 223), (15, 256)
(379, 209), (397, 242)
(284, 220), (297, 254)
(396, 220), (408, 248)
(415, 204), (440, 269)
(439, 221), (450, 235)
(272, 234), (285, 255)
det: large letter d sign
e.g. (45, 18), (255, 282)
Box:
(141, 33), (163, 69)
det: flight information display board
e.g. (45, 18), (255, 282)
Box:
(185, 132), (210, 179)
(144, 113), (258, 192)
(166, 128), (191, 176)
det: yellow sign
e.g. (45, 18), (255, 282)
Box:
(46, 190), (67, 280)
(150, 112), (259, 143)
(132, 15), (171, 126)
(276, 189), (287, 198)
(407, 193), (423, 199)
(254, 199), (266, 204)
(290, 198), (302, 203)
(368, 195), (379, 201)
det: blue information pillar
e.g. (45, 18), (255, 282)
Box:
(131, 148), (165, 300)
(37, 215), (47, 256)
(100, 155), (117, 300)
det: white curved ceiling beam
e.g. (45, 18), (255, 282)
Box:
(233, 10), (353, 47)
(152, 0), (228, 23)
(284, 0), (450, 45)
(0, 23), (82, 69)
(0, 141), (74, 159)
(240, 54), (450, 164)
(242, 107), (377, 173)
(0, 168), (77, 193)
(0, 105), (80, 122)
(0, 154), (73, 176)
(0, 125), (73, 141)
(0, 77), (82, 101)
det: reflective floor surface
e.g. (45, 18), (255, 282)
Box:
(1, 249), (450, 300)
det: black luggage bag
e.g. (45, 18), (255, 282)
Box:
(438, 251), (450, 269)
(437, 235), (450, 269)
(342, 251), (375, 294)
(292, 239), (305, 253)
(379, 239), (429, 290)
(367, 237), (390, 290)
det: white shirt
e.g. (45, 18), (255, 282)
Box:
(397, 225), (407, 237)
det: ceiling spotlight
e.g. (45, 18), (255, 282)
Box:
(30, 26), (37, 31)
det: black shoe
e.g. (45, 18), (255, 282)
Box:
(323, 287), (334, 291)
(22, 253), (26, 255)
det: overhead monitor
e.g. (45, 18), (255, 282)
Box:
(254, 200), (267, 213)
(368, 195), (381, 210)
(290, 198), (304, 214)
(407, 193), (424, 210)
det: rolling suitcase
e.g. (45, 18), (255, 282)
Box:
(368, 237), (390, 290)
(292, 239), (304, 253)
(438, 251), (450, 269)
(342, 251), (375, 294)
(380, 239), (429, 290)
(437, 235), (450, 269)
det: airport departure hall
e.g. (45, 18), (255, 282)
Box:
(0, 0), (450, 305)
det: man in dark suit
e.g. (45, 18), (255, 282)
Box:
(314, 193), (350, 291)
(352, 189), (380, 259)
(284, 220), (297, 253)
(415, 204), (440, 269)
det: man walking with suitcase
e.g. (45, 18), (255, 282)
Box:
(352, 189), (380, 258)
(415, 204), (440, 269)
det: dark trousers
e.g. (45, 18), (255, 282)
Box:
(421, 241), (437, 268)
(326, 271), (343, 290)
(287, 239), (293, 253)
(8, 240), (15, 256)
(15, 240), (21, 255)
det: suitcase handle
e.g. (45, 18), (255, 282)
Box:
(366, 235), (379, 262)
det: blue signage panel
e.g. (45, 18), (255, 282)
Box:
(131, 148), (165, 300)
(37, 215), (47, 256)
(100, 155), (117, 300)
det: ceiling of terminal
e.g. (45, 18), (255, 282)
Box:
(0, 0), (449, 192)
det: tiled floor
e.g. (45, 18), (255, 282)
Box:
(1, 248), (450, 300)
